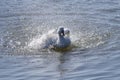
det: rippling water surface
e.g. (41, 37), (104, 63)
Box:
(0, 0), (120, 80)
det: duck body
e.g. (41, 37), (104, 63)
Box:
(54, 35), (71, 49)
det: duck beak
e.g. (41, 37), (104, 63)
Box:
(63, 32), (65, 36)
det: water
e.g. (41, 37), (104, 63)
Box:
(0, 0), (120, 80)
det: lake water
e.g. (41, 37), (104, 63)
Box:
(0, 0), (120, 80)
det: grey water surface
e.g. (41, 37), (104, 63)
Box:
(0, 0), (120, 80)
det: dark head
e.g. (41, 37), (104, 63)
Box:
(57, 27), (65, 36)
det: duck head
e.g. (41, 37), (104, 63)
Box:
(57, 27), (65, 36)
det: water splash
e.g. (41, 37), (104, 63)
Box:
(28, 29), (55, 49)
(72, 29), (111, 50)
(27, 27), (110, 52)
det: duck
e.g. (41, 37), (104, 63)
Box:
(53, 27), (71, 49)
